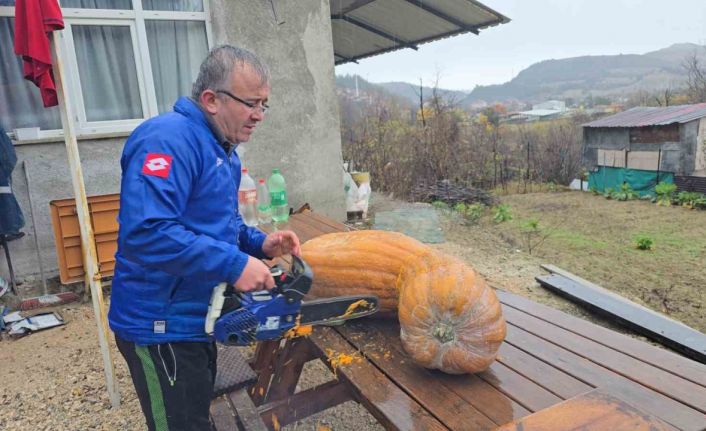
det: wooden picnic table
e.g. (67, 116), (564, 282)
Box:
(217, 212), (706, 431)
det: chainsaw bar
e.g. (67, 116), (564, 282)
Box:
(299, 295), (379, 326)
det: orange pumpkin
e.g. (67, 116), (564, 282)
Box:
(301, 230), (506, 374)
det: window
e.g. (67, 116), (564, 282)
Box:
(0, 0), (211, 141)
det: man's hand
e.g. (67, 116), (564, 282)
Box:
(262, 230), (301, 258)
(233, 257), (275, 292)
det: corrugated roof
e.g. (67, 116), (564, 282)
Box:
(331, 0), (510, 65)
(584, 103), (706, 128)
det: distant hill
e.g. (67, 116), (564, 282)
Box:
(335, 75), (466, 107)
(336, 43), (706, 107)
(377, 81), (468, 105)
(463, 43), (706, 104)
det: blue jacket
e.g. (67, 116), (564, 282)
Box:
(108, 97), (267, 345)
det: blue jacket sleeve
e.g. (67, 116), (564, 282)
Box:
(118, 131), (250, 285)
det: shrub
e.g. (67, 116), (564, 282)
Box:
(655, 182), (677, 206)
(431, 200), (449, 210)
(611, 183), (639, 201)
(694, 196), (706, 210)
(453, 202), (485, 225)
(634, 235), (654, 251)
(493, 204), (512, 223)
(676, 191), (704, 209)
(603, 187), (614, 199)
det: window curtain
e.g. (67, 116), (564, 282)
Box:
(146, 20), (208, 113)
(72, 24), (143, 121)
(0, 17), (61, 131)
(60, 0), (132, 9)
(143, 0), (203, 12)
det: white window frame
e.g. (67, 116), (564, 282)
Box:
(1, 0), (213, 143)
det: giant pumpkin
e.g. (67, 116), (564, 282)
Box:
(301, 230), (506, 374)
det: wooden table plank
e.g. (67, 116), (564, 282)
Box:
(338, 321), (502, 429)
(478, 361), (563, 412)
(496, 342), (593, 400)
(291, 212), (345, 234)
(505, 324), (706, 430)
(494, 388), (678, 431)
(496, 290), (706, 388)
(536, 273), (706, 364)
(369, 320), (532, 423)
(227, 388), (268, 431)
(502, 305), (706, 414)
(306, 211), (353, 231)
(309, 326), (450, 431)
(210, 395), (239, 430)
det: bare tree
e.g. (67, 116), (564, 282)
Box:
(684, 50), (706, 103)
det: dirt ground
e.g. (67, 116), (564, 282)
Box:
(1, 190), (704, 430)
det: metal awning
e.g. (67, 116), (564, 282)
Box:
(331, 0), (510, 65)
(584, 104), (706, 128)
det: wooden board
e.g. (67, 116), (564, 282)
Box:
(309, 326), (449, 431)
(535, 272), (706, 363)
(503, 323), (706, 430)
(338, 320), (513, 429)
(496, 290), (706, 388)
(494, 388), (677, 431)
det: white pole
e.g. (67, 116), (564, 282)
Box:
(50, 29), (120, 409)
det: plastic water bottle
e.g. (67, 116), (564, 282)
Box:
(267, 168), (289, 222)
(238, 168), (258, 226)
(256, 179), (272, 224)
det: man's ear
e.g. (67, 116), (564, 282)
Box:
(199, 90), (219, 115)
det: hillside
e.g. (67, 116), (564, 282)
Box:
(464, 43), (706, 104)
(336, 43), (706, 106)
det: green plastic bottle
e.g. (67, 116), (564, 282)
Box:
(267, 168), (288, 222)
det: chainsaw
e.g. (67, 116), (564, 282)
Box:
(204, 256), (378, 346)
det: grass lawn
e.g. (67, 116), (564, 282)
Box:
(493, 191), (706, 333)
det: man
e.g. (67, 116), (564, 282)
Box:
(109, 46), (300, 431)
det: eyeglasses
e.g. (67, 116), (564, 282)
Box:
(216, 90), (269, 114)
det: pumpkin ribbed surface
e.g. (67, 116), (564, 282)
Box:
(301, 230), (506, 374)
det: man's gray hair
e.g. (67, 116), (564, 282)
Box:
(191, 45), (270, 100)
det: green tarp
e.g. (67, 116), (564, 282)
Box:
(588, 166), (674, 197)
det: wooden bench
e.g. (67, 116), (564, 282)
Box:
(211, 212), (706, 430)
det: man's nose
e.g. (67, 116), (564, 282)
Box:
(250, 109), (265, 121)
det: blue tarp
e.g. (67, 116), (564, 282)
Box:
(588, 166), (674, 197)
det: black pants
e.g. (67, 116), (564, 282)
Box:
(116, 336), (217, 431)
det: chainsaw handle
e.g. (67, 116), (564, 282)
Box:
(275, 255), (313, 302)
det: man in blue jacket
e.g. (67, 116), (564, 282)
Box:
(109, 45), (301, 431)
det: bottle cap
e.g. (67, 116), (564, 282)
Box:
(242, 168), (248, 174)
(272, 168), (280, 174)
(259, 179), (265, 183)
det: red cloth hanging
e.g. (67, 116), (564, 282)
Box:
(13, 0), (64, 108)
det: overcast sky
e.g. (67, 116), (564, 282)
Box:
(335, 0), (706, 91)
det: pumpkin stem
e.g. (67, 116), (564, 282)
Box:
(432, 322), (456, 344)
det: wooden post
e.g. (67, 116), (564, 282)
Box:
(50, 30), (120, 408)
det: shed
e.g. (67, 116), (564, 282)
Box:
(582, 103), (706, 194)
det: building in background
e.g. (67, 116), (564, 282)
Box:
(582, 103), (706, 195)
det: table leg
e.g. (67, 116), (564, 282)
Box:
(251, 340), (281, 406)
(266, 337), (315, 403)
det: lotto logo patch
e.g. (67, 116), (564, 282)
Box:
(142, 153), (173, 178)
